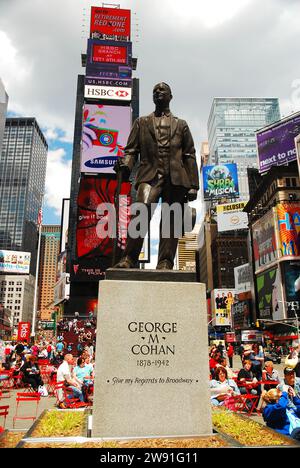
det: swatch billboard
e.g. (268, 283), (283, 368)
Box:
(81, 104), (132, 174)
(90, 7), (131, 41)
(202, 164), (239, 200)
(257, 111), (300, 173)
(276, 202), (300, 260)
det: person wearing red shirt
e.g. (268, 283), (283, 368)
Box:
(227, 344), (234, 368)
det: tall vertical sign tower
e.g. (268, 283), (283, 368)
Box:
(66, 4), (138, 316)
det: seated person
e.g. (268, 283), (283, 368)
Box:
(22, 355), (44, 391)
(216, 357), (235, 379)
(262, 361), (279, 390)
(237, 360), (259, 395)
(210, 366), (240, 406)
(56, 354), (84, 408)
(262, 388), (300, 440)
(277, 367), (300, 407)
(209, 351), (221, 379)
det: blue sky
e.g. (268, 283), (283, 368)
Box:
(1, 0), (300, 266)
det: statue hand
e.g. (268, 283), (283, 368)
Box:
(187, 189), (198, 201)
(113, 159), (131, 181)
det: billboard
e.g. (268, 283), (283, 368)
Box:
(234, 263), (252, 293)
(211, 289), (236, 327)
(252, 209), (277, 273)
(54, 274), (70, 306)
(202, 164), (239, 200)
(90, 7), (131, 41)
(257, 111), (300, 173)
(216, 201), (248, 232)
(232, 300), (251, 330)
(241, 330), (263, 343)
(81, 104), (132, 173)
(296, 135), (300, 176)
(60, 198), (70, 253)
(76, 176), (132, 269)
(256, 267), (284, 320)
(0, 250), (31, 274)
(17, 322), (31, 342)
(84, 85), (132, 102)
(86, 39), (132, 80)
(276, 202), (300, 260)
(282, 262), (300, 315)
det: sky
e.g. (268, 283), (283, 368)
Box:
(1, 0), (300, 264)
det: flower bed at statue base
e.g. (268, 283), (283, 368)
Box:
(0, 430), (26, 449)
(8, 407), (300, 448)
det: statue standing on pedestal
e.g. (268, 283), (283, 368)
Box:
(114, 82), (199, 270)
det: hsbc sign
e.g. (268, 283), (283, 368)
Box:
(84, 85), (132, 101)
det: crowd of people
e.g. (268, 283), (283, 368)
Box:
(208, 340), (300, 440)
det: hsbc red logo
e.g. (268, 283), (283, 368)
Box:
(85, 85), (131, 101)
(116, 90), (129, 98)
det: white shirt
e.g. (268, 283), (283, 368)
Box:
(57, 360), (71, 384)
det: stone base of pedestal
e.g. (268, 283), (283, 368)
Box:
(92, 278), (212, 438)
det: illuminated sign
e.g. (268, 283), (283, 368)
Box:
(90, 7), (131, 40)
(84, 85), (132, 101)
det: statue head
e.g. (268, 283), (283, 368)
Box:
(153, 82), (172, 107)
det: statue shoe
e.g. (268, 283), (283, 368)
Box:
(113, 256), (135, 269)
(156, 260), (173, 270)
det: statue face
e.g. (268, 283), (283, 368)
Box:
(153, 82), (172, 106)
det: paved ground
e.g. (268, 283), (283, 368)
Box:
(0, 353), (286, 433)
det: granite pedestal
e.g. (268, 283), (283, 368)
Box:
(92, 271), (212, 438)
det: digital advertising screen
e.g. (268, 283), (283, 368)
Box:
(90, 7), (131, 40)
(80, 104), (132, 174)
(76, 175), (132, 266)
(256, 111), (300, 173)
(276, 202), (300, 260)
(86, 39), (132, 80)
(202, 164), (239, 200)
(252, 209), (278, 273)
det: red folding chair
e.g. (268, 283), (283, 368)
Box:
(0, 371), (12, 397)
(54, 382), (87, 409)
(13, 392), (41, 428)
(0, 405), (9, 431)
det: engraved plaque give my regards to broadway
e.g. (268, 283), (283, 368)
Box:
(92, 280), (212, 438)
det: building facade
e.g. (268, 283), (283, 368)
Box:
(0, 118), (48, 273)
(38, 225), (61, 321)
(0, 79), (8, 157)
(176, 224), (201, 271)
(0, 274), (35, 330)
(207, 98), (281, 200)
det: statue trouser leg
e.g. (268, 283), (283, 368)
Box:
(121, 179), (164, 264)
(157, 180), (188, 269)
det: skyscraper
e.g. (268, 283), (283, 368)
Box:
(207, 98), (281, 199)
(38, 225), (61, 321)
(0, 78), (8, 157)
(0, 118), (48, 272)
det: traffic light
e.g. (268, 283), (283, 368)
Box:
(256, 320), (260, 328)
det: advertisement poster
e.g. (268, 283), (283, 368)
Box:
(256, 267), (284, 320)
(81, 104), (132, 173)
(211, 289), (236, 326)
(252, 209), (277, 273)
(234, 263), (252, 293)
(76, 176), (132, 268)
(216, 201), (248, 232)
(202, 164), (239, 200)
(86, 39), (132, 80)
(241, 330), (263, 343)
(0, 250), (31, 274)
(232, 300), (251, 330)
(90, 7), (131, 40)
(276, 202), (300, 259)
(282, 262), (300, 316)
(17, 322), (31, 342)
(257, 111), (300, 173)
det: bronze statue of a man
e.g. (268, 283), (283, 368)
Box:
(114, 82), (199, 270)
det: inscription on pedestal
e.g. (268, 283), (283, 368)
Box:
(92, 280), (212, 438)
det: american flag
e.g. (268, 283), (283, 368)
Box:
(37, 208), (43, 227)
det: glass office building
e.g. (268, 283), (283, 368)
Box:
(0, 79), (8, 157)
(0, 118), (48, 272)
(207, 98), (281, 199)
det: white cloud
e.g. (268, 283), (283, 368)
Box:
(44, 149), (72, 216)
